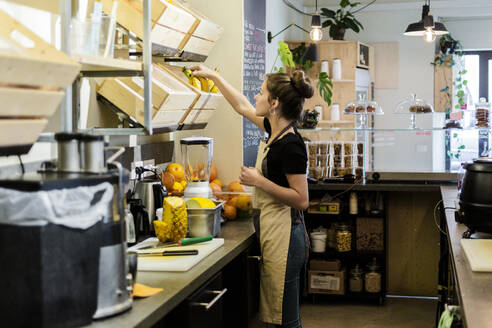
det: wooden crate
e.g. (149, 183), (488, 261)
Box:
(173, 0), (223, 41)
(101, 0), (197, 56)
(160, 64), (223, 109)
(0, 119), (48, 147)
(0, 86), (64, 117)
(182, 109), (215, 125)
(0, 9), (80, 89)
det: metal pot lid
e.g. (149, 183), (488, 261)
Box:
(464, 158), (492, 172)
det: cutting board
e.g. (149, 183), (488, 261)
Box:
(129, 238), (224, 272)
(461, 239), (492, 272)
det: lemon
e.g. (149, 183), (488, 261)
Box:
(190, 197), (216, 209)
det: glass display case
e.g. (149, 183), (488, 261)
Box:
(301, 125), (492, 181)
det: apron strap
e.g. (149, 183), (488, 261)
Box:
(264, 122), (295, 153)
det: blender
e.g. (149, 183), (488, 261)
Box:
(180, 136), (213, 199)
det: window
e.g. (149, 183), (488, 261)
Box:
(446, 50), (492, 171)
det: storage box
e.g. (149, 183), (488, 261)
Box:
(309, 259), (341, 271)
(308, 269), (346, 295)
(101, 0), (196, 56)
(187, 201), (224, 237)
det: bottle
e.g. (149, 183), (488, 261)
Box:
(349, 192), (358, 215)
(349, 264), (364, 292)
(125, 204), (136, 244)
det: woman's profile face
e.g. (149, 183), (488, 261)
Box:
(254, 80), (271, 117)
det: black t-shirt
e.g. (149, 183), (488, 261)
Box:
(263, 118), (307, 187)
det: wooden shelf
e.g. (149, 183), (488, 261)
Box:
(318, 120), (354, 125)
(72, 54), (143, 73)
(332, 79), (355, 83)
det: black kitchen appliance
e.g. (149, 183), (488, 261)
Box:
(456, 158), (492, 237)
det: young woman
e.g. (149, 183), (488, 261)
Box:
(191, 65), (313, 328)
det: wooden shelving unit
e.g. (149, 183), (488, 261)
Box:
(73, 54), (143, 74)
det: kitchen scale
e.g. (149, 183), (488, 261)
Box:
(180, 136), (213, 199)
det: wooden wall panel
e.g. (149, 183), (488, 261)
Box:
(372, 42), (399, 89)
(387, 191), (441, 296)
(434, 64), (453, 113)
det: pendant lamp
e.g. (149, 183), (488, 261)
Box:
(404, 0), (448, 42)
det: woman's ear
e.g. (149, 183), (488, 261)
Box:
(271, 98), (280, 110)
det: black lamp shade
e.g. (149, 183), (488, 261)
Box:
(434, 22), (449, 35)
(301, 43), (319, 62)
(311, 14), (321, 28)
(404, 3), (448, 37)
(404, 20), (426, 36)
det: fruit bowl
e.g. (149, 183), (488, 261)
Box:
(214, 191), (254, 220)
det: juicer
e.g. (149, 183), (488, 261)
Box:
(180, 137), (213, 199)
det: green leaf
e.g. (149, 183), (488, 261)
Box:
(455, 104), (460, 109)
(459, 99), (465, 105)
(456, 84), (463, 90)
(350, 2), (361, 7)
(329, 24), (338, 38)
(455, 154), (460, 159)
(321, 8), (336, 18)
(278, 67), (284, 73)
(322, 20), (333, 28)
(278, 41), (295, 68)
(458, 145), (466, 150)
(461, 69), (468, 74)
(456, 77), (461, 82)
(340, 0), (350, 8)
(447, 150), (452, 156)
(453, 133), (458, 138)
(463, 80), (468, 86)
(457, 90), (465, 97)
(317, 72), (333, 106)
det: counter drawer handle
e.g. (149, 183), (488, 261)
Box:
(191, 288), (228, 311)
(248, 255), (262, 262)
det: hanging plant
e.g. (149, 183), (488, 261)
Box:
(271, 41), (295, 73)
(291, 43), (313, 72)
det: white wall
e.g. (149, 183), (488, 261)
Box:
(304, 2), (492, 172)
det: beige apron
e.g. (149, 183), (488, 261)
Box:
(253, 139), (292, 325)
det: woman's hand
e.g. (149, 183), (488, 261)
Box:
(240, 166), (262, 187)
(190, 64), (218, 80)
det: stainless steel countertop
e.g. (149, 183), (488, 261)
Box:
(440, 186), (492, 328)
(84, 219), (255, 328)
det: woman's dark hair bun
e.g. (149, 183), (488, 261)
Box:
(292, 70), (314, 99)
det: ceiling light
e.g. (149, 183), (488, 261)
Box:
(404, 0), (448, 40)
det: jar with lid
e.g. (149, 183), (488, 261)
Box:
(365, 257), (382, 293)
(336, 223), (352, 252)
(474, 97), (490, 128)
(349, 264), (364, 292)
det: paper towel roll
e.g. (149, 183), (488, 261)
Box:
(331, 104), (340, 121)
(333, 59), (342, 80)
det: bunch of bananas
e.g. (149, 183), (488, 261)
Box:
(182, 67), (219, 93)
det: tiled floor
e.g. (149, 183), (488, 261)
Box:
(249, 297), (437, 328)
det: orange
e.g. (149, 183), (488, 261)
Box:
(209, 183), (222, 198)
(166, 163), (185, 182)
(172, 181), (184, 193)
(211, 179), (222, 188)
(226, 196), (238, 208)
(236, 194), (252, 211)
(209, 164), (218, 182)
(223, 204), (237, 220)
(161, 172), (175, 191)
(227, 181), (245, 192)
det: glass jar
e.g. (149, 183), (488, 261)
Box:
(474, 97), (490, 128)
(336, 223), (352, 252)
(365, 257), (382, 293)
(327, 223), (337, 249)
(349, 264), (364, 292)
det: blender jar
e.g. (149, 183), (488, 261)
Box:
(180, 137), (213, 199)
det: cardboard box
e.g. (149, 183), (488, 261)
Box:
(309, 259), (341, 271)
(308, 269), (345, 295)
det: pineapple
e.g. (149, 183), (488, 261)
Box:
(154, 196), (188, 242)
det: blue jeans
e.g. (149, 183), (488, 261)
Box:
(278, 223), (306, 328)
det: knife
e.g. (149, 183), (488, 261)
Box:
(139, 249), (199, 257)
(136, 235), (213, 251)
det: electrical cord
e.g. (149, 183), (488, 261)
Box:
(433, 199), (447, 235)
(282, 0), (377, 16)
(17, 155), (25, 174)
(330, 177), (363, 200)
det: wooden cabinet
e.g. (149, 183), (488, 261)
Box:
(287, 40), (373, 125)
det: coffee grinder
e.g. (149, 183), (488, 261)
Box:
(180, 137), (213, 199)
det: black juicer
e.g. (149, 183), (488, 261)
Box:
(456, 158), (492, 237)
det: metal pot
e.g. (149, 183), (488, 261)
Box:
(134, 178), (167, 232)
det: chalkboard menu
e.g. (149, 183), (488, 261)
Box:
(242, 0), (266, 167)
